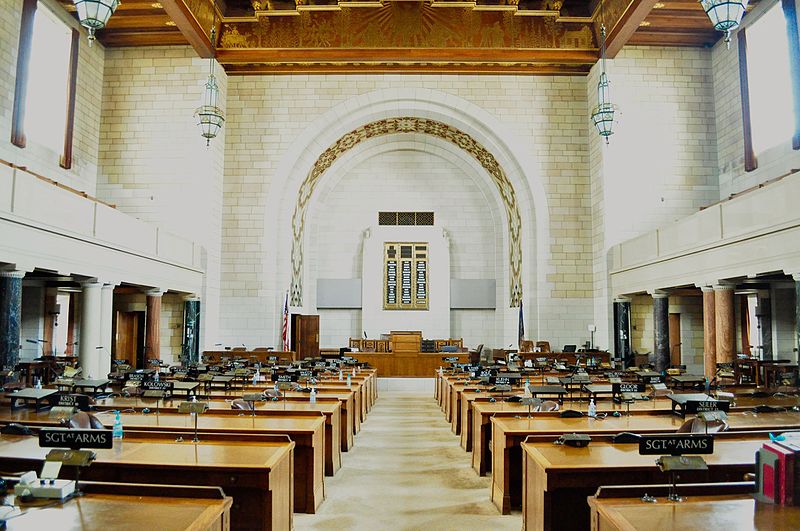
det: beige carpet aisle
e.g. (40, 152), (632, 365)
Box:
(295, 391), (522, 530)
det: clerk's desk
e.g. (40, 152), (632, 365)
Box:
(468, 393), (800, 477)
(0, 409), (325, 514)
(522, 438), (767, 531)
(587, 484), (800, 531)
(0, 482), (233, 531)
(93, 396), (342, 476)
(491, 411), (800, 515)
(0, 434), (293, 531)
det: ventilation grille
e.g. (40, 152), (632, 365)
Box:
(378, 212), (435, 226)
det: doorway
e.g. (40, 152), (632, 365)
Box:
(115, 311), (145, 369)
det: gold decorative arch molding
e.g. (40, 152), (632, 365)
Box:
(289, 116), (524, 308)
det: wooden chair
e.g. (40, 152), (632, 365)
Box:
(519, 340), (534, 353)
(535, 341), (551, 353)
(538, 400), (560, 412)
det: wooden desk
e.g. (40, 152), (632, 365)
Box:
(492, 411), (800, 515)
(588, 490), (800, 530)
(351, 351), (468, 377)
(94, 396), (342, 477)
(0, 410), (325, 514)
(2, 483), (233, 531)
(0, 435), (292, 531)
(202, 350), (296, 364)
(522, 439), (764, 531)
(8, 388), (57, 410)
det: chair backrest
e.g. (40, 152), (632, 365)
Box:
(535, 341), (551, 353)
(677, 417), (729, 434)
(519, 340), (534, 353)
(64, 412), (105, 430)
(538, 400), (560, 412)
(122, 386), (142, 397)
(231, 399), (254, 411)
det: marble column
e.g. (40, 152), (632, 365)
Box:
(98, 284), (115, 377)
(653, 292), (670, 373)
(182, 295), (201, 365)
(701, 286), (717, 380)
(0, 270), (24, 370)
(145, 289), (164, 363)
(79, 280), (102, 379)
(756, 292), (772, 360)
(613, 297), (632, 368)
(794, 274), (800, 362)
(714, 284), (736, 364)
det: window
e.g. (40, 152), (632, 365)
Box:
(11, 0), (79, 168)
(739, 0), (800, 170)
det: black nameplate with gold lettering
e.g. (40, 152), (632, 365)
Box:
(143, 381), (174, 392)
(612, 383), (645, 394)
(272, 373), (298, 383)
(639, 435), (714, 456)
(685, 399), (729, 414)
(56, 394), (90, 411)
(39, 428), (113, 450)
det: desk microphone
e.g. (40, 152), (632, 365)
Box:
(363, 331), (368, 339)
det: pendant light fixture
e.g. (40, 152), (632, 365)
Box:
(591, 1), (617, 144)
(194, 24), (225, 146)
(699, 0), (749, 49)
(72, 0), (120, 46)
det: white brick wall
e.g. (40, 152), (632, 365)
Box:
(0, 0), (104, 194)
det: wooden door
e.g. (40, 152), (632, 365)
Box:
(669, 313), (681, 367)
(115, 311), (145, 369)
(291, 314), (320, 360)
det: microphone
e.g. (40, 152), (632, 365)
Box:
(363, 331), (368, 339)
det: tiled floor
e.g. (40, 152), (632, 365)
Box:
(295, 391), (522, 530)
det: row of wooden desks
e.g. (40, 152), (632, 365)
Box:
(492, 411), (800, 515)
(522, 438), (765, 530)
(0, 434), (293, 530)
(93, 396), (343, 476)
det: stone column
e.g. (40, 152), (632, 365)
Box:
(145, 289), (165, 363)
(701, 286), (717, 379)
(79, 280), (102, 379)
(613, 297), (632, 368)
(794, 273), (800, 362)
(714, 284), (736, 364)
(182, 294), (201, 365)
(756, 291), (772, 360)
(98, 283), (115, 377)
(653, 291), (670, 373)
(0, 270), (25, 370)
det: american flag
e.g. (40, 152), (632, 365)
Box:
(282, 292), (290, 351)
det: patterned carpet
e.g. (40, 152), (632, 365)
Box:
(295, 391), (522, 530)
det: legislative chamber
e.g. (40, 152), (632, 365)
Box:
(1, 0), (799, 527)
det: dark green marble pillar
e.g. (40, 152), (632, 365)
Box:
(613, 298), (632, 368)
(0, 271), (24, 370)
(653, 292), (670, 373)
(182, 297), (201, 364)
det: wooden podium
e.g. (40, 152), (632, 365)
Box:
(291, 314), (320, 360)
(390, 331), (421, 353)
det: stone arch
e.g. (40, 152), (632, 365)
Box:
(265, 88), (550, 336)
(289, 117), (523, 308)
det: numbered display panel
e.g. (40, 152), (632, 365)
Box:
(384, 242), (428, 310)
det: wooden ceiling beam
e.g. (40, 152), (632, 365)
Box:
(223, 62), (594, 75)
(161, 0), (214, 57)
(606, 0), (662, 57)
(216, 47), (599, 66)
(98, 29), (188, 46)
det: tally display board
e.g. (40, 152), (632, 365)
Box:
(384, 242), (428, 310)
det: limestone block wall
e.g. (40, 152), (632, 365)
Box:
(0, 0), (104, 194)
(589, 46), (720, 348)
(96, 46), (226, 348)
(221, 73), (594, 351)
